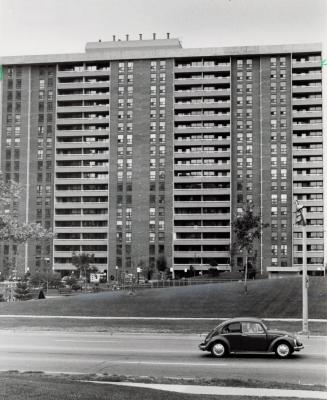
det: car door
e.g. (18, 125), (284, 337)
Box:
(221, 322), (242, 351)
(241, 322), (268, 352)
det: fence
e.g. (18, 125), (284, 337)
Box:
(110, 278), (240, 291)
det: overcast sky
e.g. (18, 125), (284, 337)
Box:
(0, 0), (326, 56)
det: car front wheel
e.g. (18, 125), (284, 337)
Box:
(275, 342), (292, 358)
(211, 342), (228, 358)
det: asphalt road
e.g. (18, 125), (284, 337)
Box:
(0, 330), (325, 386)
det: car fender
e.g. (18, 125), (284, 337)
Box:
(268, 336), (294, 352)
(208, 335), (230, 352)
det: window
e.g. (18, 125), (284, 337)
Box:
(222, 322), (241, 333)
(242, 322), (264, 334)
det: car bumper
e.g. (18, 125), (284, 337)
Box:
(199, 343), (208, 351)
(293, 345), (304, 352)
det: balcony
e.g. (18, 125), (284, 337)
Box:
(174, 138), (230, 147)
(57, 69), (110, 77)
(174, 225), (230, 233)
(174, 114), (230, 122)
(292, 110), (322, 118)
(57, 81), (109, 90)
(292, 187), (323, 195)
(54, 213), (108, 221)
(56, 141), (109, 149)
(54, 227), (108, 234)
(174, 175), (230, 183)
(55, 153), (109, 162)
(174, 89), (230, 98)
(292, 122), (322, 131)
(55, 165), (108, 173)
(174, 188), (230, 196)
(173, 264), (231, 271)
(292, 98), (322, 106)
(174, 200), (230, 208)
(56, 128), (109, 137)
(174, 238), (230, 246)
(174, 250), (230, 258)
(174, 100), (231, 110)
(292, 160), (323, 169)
(174, 77), (230, 85)
(174, 126), (230, 134)
(292, 60), (322, 69)
(292, 72), (322, 81)
(292, 148), (322, 157)
(57, 93), (110, 102)
(53, 263), (108, 272)
(292, 85), (322, 94)
(57, 105), (109, 113)
(54, 201), (108, 209)
(55, 177), (108, 185)
(174, 213), (230, 220)
(53, 251), (108, 258)
(174, 150), (230, 158)
(57, 117), (110, 125)
(174, 65), (230, 73)
(54, 239), (108, 246)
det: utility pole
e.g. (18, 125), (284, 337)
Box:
(295, 201), (309, 335)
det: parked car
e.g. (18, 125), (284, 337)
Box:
(199, 317), (303, 358)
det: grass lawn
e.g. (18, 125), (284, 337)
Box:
(0, 373), (322, 400)
(0, 277), (326, 319)
(0, 316), (325, 335)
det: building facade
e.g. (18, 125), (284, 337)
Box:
(0, 37), (325, 280)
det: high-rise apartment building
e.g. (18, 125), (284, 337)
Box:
(0, 37), (325, 280)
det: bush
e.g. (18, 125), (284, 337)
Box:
(14, 281), (32, 301)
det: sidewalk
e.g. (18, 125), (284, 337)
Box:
(88, 381), (327, 399)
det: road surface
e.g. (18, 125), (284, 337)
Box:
(0, 330), (325, 386)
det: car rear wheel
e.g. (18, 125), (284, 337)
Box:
(211, 342), (228, 358)
(275, 342), (292, 358)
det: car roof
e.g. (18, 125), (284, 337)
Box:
(223, 317), (263, 324)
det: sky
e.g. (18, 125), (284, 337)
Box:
(0, 0), (326, 56)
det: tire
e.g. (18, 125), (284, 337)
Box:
(275, 342), (292, 359)
(211, 342), (228, 358)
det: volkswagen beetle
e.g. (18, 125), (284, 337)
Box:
(199, 317), (303, 358)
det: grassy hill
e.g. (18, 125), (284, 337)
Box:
(0, 276), (326, 319)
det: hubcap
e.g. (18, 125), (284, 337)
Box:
(212, 343), (225, 356)
(277, 344), (290, 357)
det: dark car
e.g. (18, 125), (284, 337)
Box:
(199, 317), (303, 358)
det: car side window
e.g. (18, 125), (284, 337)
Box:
(242, 322), (265, 334)
(222, 322), (241, 333)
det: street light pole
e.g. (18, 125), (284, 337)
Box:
(302, 223), (309, 335)
(295, 201), (309, 335)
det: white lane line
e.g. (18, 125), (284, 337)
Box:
(54, 340), (118, 343)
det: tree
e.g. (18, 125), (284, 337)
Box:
(29, 271), (61, 288)
(71, 253), (97, 285)
(0, 175), (53, 278)
(14, 281), (32, 301)
(232, 202), (268, 294)
(0, 176), (53, 243)
(156, 254), (168, 278)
